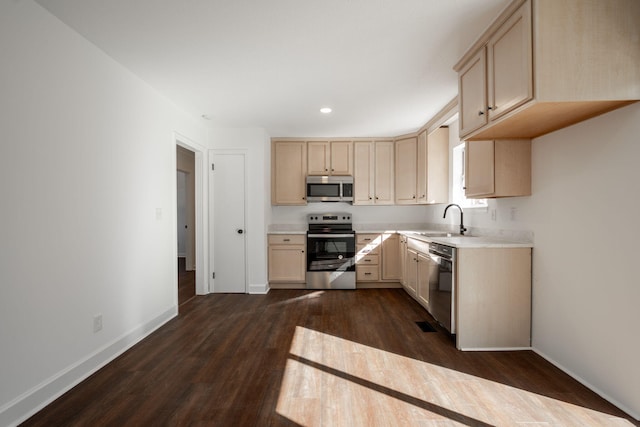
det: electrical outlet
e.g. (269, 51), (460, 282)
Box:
(510, 207), (517, 221)
(93, 314), (103, 333)
(491, 209), (497, 221)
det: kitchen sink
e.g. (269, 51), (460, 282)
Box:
(410, 231), (454, 237)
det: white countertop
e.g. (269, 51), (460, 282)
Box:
(267, 225), (533, 248)
(399, 231), (533, 248)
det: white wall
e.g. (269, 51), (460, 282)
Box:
(427, 104), (640, 418)
(271, 204), (431, 229)
(0, 1), (206, 425)
(208, 128), (271, 293)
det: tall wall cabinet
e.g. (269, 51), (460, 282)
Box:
(271, 141), (307, 205)
(353, 141), (395, 205)
(395, 127), (449, 205)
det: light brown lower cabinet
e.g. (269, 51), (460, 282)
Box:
(356, 234), (381, 283)
(401, 235), (532, 350)
(356, 233), (401, 286)
(456, 247), (532, 350)
(403, 249), (418, 297)
(415, 252), (432, 308)
(268, 234), (306, 287)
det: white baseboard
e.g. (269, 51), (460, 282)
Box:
(0, 306), (178, 427)
(248, 283), (270, 294)
(458, 346), (532, 352)
(533, 348), (639, 422)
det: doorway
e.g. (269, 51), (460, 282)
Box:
(210, 150), (247, 293)
(177, 145), (196, 305)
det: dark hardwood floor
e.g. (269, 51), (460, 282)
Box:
(178, 257), (195, 307)
(22, 289), (638, 426)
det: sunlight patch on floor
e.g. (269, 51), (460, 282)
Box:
(276, 326), (633, 426)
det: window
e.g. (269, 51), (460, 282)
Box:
(452, 143), (487, 208)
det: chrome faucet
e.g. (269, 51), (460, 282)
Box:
(443, 203), (467, 235)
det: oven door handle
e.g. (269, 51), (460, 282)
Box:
(307, 234), (355, 238)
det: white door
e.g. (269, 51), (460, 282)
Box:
(210, 150), (247, 293)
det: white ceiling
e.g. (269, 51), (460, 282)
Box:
(35, 0), (508, 137)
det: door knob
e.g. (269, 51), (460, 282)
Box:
(237, 229), (244, 234)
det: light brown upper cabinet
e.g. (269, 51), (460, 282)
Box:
(455, 0), (640, 141)
(395, 128), (449, 205)
(353, 141), (395, 205)
(465, 139), (531, 198)
(395, 136), (418, 204)
(271, 141), (307, 205)
(307, 141), (353, 176)
(423, 127), (449, 204)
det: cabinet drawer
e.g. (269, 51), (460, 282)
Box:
(357, 243), (380, 256)
(268, 234), (306, 245)
(356, 265), (380, 281)
(356, 234), (381, 245)
(356, 253), (379, 265)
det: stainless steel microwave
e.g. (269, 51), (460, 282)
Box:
(306, 176), (353, 202)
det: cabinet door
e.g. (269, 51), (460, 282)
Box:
(459, 47), (487, 137)
(416, 252), (431, 309)
(307, 141), (330, 175)
(353, 142), (374, 205)
(426, 127), (449, 204)
(416, 131), (428, 203)
(271, 141), (307, 205)
(330, 141), (353, 175)
(395, 137), (417, 204)
(404, 249), (418, 297)
(268, 245), (306, 282)
(487, 0), (532, 121)
(381, 233), (400, 281)
(465, 140), (495, 197)
(374, 141), (395, 204)
(399, 236), (407, 286)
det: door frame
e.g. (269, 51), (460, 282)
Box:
(174, 132), (208, 295)
(209, 148), (249, 293)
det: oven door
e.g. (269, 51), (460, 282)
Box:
(306, 233), (355, 272)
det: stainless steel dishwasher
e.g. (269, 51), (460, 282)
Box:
(427, 242), (456, 334)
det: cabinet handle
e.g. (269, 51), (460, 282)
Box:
(369, 197), (372, 200)
(478, 110), (484, 116)
(325, 168), (328, 171)
(488, 105), (495, 110)
(331, 168), (334, 172)
(283, 238), (290, 242)
(412, 195), (415, 199)
(301, 250), (304, 253)
(364, 259), (371, 262)
(364, 272), (372, 275)
(364, 238), (371, 241)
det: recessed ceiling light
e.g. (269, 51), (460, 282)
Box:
(320, 107), (332, 114)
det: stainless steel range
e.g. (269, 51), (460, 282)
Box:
(306, 213), (356, 289)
